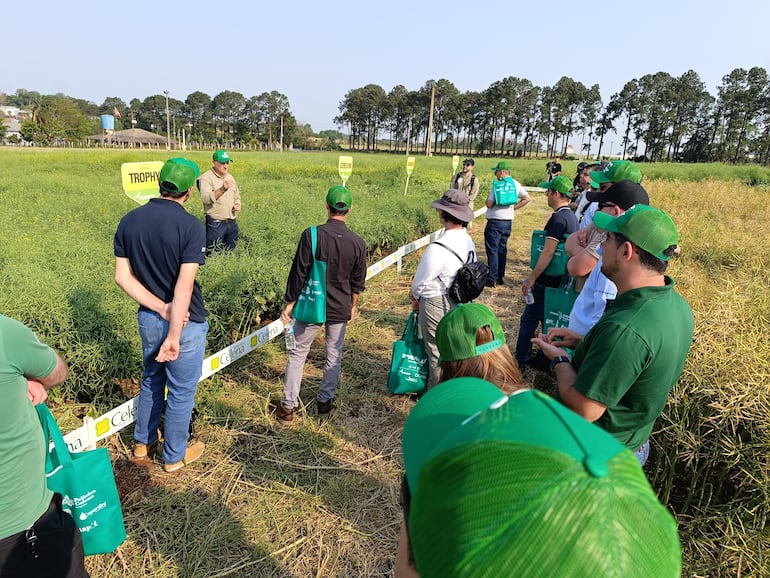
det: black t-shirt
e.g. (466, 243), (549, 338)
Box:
(540, 205), (578, 287)
(114, 198), (208, 322)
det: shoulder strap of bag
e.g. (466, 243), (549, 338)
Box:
(434, 241), (475, 264)
(433, 241), (464, 266)
(309, 226), (317, 260)
(36, 404), (73, 471)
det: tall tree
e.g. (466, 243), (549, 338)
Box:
(211, 90), (246, 143)
(184, 91), (213, 142)
(580, 84), (603, 158)
(551, 76), (588, 156)
(607, 80), (641, 157)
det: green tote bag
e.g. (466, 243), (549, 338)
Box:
(544, 277), (579, 334)
(293, 226), (328, 324)
(36, 404), (127, 556)
(387, 311), (429, 395)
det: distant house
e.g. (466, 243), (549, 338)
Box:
(2, 117), (22, 143)
(0, 105), (22, 117)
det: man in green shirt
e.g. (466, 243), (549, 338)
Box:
(532, 205), (694, 466)
(0, 315), (88, 576)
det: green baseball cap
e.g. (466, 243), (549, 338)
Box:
(213, 149), (233, 163)
(538, 175), (572, 195)
(404, 384), (682, 577)
(326, 185), (352, 210)
(159, 157), (200, 194)
(435, 303), (506, 362)
(402, 377), (506, 494)
(490, 160), (512, 172)
(590, 160), (642, 184)
(593, 204), (679, 260)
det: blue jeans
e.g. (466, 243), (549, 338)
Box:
(205, 216), (239, 252)
(635, 440), (650, 467)
(484, 219), (512, 281)
(515, 282), (547, 366)
(135, 310), (208, 464)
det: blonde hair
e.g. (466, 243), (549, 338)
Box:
(439, 326), (525, 394)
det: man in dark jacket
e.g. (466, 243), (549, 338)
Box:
(277, 186), (367, 423)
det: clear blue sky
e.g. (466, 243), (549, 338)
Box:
(3, 0), (768, 133)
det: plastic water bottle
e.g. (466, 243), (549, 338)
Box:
(284, 321), (296, 350)
(524, 280), (535, 305)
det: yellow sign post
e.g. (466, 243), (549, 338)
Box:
(452, 155), (459, 175)
(404, 156), (416, 195)
(338, 156), (353, 186)
(120, 161), (164, 205)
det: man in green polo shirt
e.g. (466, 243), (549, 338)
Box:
(532, 205), (694, 466)
(0, 315), (88, 576)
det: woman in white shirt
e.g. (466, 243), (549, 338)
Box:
(409, 189), (475, 389)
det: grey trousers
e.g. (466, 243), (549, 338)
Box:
(418, 294), (455, 389)
(282, 320), (348, 408)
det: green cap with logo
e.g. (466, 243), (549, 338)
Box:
(326, 185), (352, 210)
(213, 149), (233, 163)
(402, 380), (682, 577)
(538, 175), (573, 195)
(435, 303), (506, 362)
(593, 204), (679, 260)
(490, 160), (512, 172)
(590, 160), (642, 184)
(159, 157), (200, 194)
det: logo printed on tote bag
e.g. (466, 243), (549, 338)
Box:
(80, 501), (107, 521)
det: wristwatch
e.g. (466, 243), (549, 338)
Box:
(550, 355), (571, 371)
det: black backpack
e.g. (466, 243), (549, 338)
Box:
(433, 242), (489, 303)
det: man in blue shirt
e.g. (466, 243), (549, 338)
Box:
(114, 158), (209, 473)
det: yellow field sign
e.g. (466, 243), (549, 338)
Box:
(338, 156), (353, 186)
(121, 161), (164, 205)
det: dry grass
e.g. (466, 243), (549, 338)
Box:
(83, 182), (770, 577)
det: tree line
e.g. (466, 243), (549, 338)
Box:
(1, 89), (343, 150)
(335, 67), (770, 164)
(4, 66), (770, 163)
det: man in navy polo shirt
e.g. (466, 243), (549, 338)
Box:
(114, 158), (209, 473)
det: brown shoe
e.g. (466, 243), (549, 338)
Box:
(317, 399), (335, 418)
(163, 440), (206, 473)
(274, 404), (295, 425)
(132, 441), (158, 461)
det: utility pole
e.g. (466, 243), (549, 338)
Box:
(164, 90), (171, 150)
(425, 83), (435, 157)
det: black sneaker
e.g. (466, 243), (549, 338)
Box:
(485, 279), (496, 288)
(317, 399), (335, 418)
(497, 278), (506, 286)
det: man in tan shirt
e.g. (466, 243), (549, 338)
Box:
(197, 149), (241, 253)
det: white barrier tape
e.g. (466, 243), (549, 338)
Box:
(61, 196), (525, 452)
